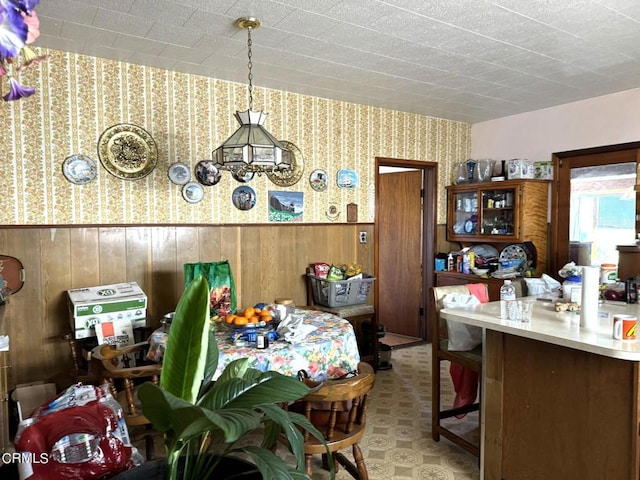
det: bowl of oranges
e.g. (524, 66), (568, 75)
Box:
(222, 305), (274, 330)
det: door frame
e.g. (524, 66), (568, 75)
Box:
(374, 157), (438, 341)
(550, 141), (640, 276)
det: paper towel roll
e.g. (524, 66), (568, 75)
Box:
(580, 266), (600, 329)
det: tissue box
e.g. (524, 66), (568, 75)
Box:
(506, 158), (534, 179)
(533, 161), (554, 180)
(67, 282), (147, 339)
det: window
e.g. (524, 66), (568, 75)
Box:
(570, 163), (636, 265)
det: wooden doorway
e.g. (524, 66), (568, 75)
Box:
(375, 158), (437, 345)
(550, 142), (639, 276)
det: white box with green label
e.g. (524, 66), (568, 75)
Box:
(67, 282), (147, 339)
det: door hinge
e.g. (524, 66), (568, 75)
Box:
(419, 306), (424, 317)
(420, 188), (425, 198)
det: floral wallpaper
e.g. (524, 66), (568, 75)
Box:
(0, 48), (471, 225)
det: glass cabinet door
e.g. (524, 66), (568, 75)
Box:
(452, 191), (478, 235)
(480, 188), (516, 236)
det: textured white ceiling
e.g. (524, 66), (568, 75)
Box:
(33, 0), (640, 123)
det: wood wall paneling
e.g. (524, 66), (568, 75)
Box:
(0, 224), (374, 389)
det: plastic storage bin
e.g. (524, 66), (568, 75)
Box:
(308, 274), (376, 307)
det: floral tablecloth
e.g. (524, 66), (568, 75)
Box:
(213, 309), (360, 381)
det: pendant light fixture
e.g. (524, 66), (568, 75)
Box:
(213, 17), (290, 176)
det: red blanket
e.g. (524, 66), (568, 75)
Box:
(450, 283), (487, 416)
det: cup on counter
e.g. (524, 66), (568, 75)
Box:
(613, 314), (637, 340)
(507, 300), (534, 323)
(520, 300), (535, 323)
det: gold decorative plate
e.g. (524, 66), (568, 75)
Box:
(97, 123), (158, 180)
(266, 141), (304, 187)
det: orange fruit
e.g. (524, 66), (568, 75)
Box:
(234, 316), (248, 325)
(243, 307), (255, 319)
(259, 309), (271, 317)
(225, 314), (236, 324)
(260, 313), (273, 322)
(248, 316), (259, 323)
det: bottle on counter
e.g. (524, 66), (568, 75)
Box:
(562, 276), (582, 303)
(500, 279), (516, 320)
(462, 253), (471, 274)
(447, 253), (454, 272)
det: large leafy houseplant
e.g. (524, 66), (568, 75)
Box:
(137, 274), (331, 480)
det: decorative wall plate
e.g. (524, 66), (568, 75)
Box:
(232, 186), (256, 211)
(195, 160), (221, 186)
(0, 255), (25, 295)
(97, 123), (158, 180)
(62, 154), (97, 185)
(266, 141), (304, 187)
(182, 181), (204, 204)
(232, 171), (255, 183)
(168, 162), (191, 185)
(309, 169), (328, 192)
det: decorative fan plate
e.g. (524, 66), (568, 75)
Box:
(97, 123), (158, 180)
(266, 141), (304, 187)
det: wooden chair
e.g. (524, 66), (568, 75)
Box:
(431, 284), (487, 458)
(290, 362), (375, 479)
(304, 266), (378, 368)
(91, 342), (162, 460)
(63, 333), (100, 385)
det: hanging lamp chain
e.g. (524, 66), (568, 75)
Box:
(247, 26), (254, 111)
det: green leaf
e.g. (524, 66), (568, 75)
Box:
(160, 274), (210, 403)
(202, 370), (310, 412)
(198, 329), (219, 398)
(240, 446), (311, 480)
(199, 408), (262, 443)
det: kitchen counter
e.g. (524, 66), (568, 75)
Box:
(441, 298), (640, 360)
(441, 298), (640, 480)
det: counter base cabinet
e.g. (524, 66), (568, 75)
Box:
(484, 330), (639, 480)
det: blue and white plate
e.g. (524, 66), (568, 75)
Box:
(62, 154), (97, 185)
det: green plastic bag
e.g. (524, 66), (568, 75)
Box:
(184, 261), (237, 316)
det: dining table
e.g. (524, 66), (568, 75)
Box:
(213, 308), (361, 382)
(441, 296), (640, 480)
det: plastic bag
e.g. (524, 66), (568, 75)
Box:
(184, 261), (237, 316)
(442, 293), (483, 351)
(524, 273), (561, 295)
(14, 383), (142, 480)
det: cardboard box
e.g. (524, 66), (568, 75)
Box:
(67, 282), (147, 339)
(96, 319), (136, 368)
(506, 158), (534, 179)
(533, 161), (554, 180)
(12, 381), (56, 420)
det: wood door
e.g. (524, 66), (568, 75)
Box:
(550, 143), (639, 276)
(377, 170), (424, 337)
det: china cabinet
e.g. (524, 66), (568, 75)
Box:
(446, 179), (550, 273)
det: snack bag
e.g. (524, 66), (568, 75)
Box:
(14, 384), (142, 480)
(343, 262), (362, 278)
(184, 261), (237, 316)
(327, 265), (345, 281)
(314, 263), (330, 279)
